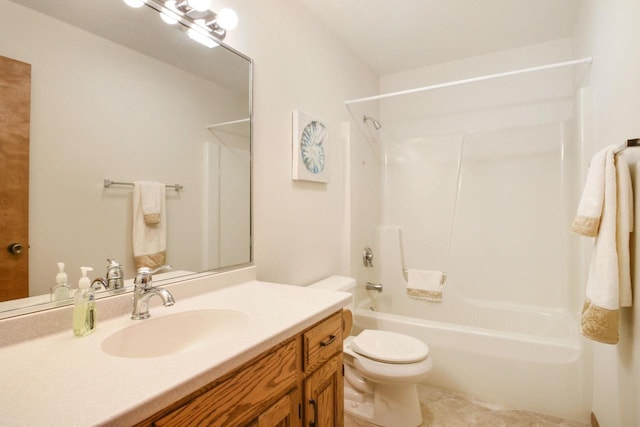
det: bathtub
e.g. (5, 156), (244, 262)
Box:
(351, 299), (591, 423)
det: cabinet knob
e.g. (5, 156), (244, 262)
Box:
(8, 243), (24, 254)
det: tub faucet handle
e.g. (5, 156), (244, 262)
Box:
(363, 246), (374, 267)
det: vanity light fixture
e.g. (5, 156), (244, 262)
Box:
(123, 0), (238, 43)
(159, 0), (180, 24)
(216, 8), (238, 30)
(123, 0), (145, 8)
(186, 27), (219, 48)
(184, 0), (211, 12)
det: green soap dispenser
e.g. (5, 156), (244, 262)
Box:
(50, 262), (71, 302)
(72, 266), (96, 337)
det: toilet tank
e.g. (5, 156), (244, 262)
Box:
(308, 276), (356, 310)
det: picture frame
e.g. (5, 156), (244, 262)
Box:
(292, 110), (329, 183)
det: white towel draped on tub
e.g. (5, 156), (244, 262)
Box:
(407, 269), (446, 303)
(572, 145), (633, 344)
(133, 181), (167, 269)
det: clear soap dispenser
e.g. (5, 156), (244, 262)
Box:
(72, 266), (96, 337)
(50, 262), (71, 301)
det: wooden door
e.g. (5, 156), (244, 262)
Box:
(304, 354), (344, 427)
(0, 55), (30, 302)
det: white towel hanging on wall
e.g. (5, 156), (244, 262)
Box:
(572, 145), (634, 344)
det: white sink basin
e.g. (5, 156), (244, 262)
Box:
(101, 309), (249, 358)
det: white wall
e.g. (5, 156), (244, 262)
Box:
(220, 0), (379, 285)
(573, 1), (640, 426)
(0, 0), (248, 293)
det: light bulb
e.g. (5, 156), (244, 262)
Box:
(123, 0), (145, 8)
(160, 11), (178, 24)
(186, 0), (211, 12)
(164, 0), (181, 13)
(216, 8), (238, 30)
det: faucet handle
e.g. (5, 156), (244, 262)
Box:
(134, 267), (153, 289)
(134, 265), (172, 289)
(149, 264), (172, 275)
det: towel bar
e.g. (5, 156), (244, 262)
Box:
(613, 138), (640, 154)
(403, 270), (448, 285)
(103, 179), (183, 191)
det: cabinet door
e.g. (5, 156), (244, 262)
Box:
(304, 354), (343, 427)
(152, 339), (299, 426)
(253, 390), (301, 427)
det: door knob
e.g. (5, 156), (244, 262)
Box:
(8, 243), (24, 254)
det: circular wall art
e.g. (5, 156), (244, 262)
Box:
(292, 110), (329, 182)
(300, 121), (326, 174)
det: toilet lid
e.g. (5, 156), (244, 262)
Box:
(350, 329), (429, 363)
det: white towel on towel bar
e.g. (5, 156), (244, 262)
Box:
(406, 269), (445, 303)
(572, 148), (608, 236)
(133, 181), (167, 269)
(572, 145), (633, 344)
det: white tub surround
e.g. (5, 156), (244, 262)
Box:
(0, 267), (351, 426)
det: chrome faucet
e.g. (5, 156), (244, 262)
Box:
(131, 265), (175, 320)
(91, 259), (125, 291)
(105, 259), (125, 289)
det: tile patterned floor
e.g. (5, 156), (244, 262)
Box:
(344, 385), (590, 427)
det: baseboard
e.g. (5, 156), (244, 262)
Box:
(591, 412), (600, 427)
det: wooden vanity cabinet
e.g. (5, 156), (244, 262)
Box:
(134, 311), (344, 427)
(248, 389), (301, 427)
(301, 311), (344, 427)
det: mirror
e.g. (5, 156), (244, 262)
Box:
(0, 0), (252, 316)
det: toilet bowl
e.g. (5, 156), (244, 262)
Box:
(308, 276), (433, 427)
(343, 330), (432, 427)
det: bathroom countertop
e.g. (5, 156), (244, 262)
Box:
(0, 279), (351, 426)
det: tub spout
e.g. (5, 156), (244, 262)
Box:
(366, 282), (383, 292)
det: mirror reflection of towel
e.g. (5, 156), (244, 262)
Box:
(133, 181), (166, 269)
(138, 181), (163, 224)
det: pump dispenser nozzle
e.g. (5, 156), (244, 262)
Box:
(78, 267), (94, 289)
(51, 262), (71, 302)
(55, 262), (67, 284)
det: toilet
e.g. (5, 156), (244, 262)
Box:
(309, 276), (433, 427)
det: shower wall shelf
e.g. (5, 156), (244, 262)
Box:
(344, 57), (593, 105)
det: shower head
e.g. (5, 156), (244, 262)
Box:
(363, 115), (382, 130)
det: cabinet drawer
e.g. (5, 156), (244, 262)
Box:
(303, 311), (342, 373)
